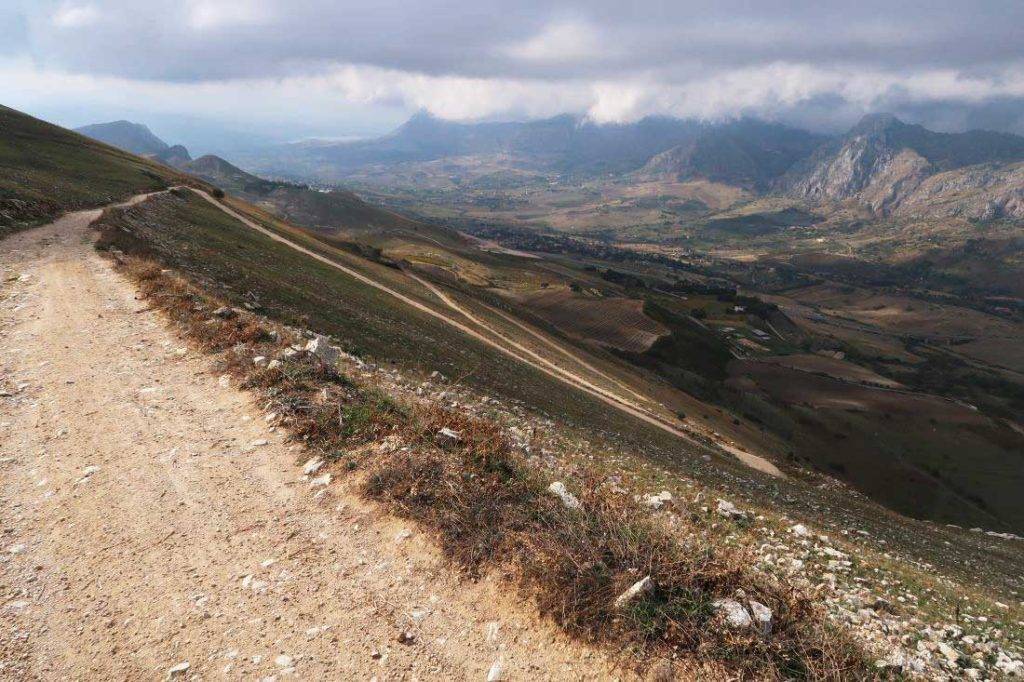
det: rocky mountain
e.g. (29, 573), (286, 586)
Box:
(153, 144), (192, 167)
(638, 119), (826, 190)
(74, 120), (171, 156)
(76, 120), (195, 169)
(260, 111), (1024, 222)
(783, 114), (1024, 218)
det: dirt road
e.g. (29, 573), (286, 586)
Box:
(0, 205), (624, 679)
(191, 191), (782, 477)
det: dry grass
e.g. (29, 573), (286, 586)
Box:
(95, 217), (873, 680)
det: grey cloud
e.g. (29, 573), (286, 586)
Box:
(14, 1), (1024, 81)
(5, 0), (1024, 135)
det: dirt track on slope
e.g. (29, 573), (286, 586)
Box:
(190, 191), (782, 478)
(0, 204), (625, 679)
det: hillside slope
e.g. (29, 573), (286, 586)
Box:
(639, 120), (825, 190)
(0, 105), (199, 233)
(4, 105), (1024, 679)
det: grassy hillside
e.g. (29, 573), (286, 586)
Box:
(0, 105), (198, 234)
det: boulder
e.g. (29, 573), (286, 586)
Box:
(547, 481), (581, 510)
(716, 499), (747, 520)
(305, 335), (340, 366)
(167, 661), (190, 679)
(713, 598), (752, 629)
(748, 600), (773, 636)
(310, 473), (331, 487)
(643, 491), (673, 510)
(486, 660), (505, 681)
(435, 427), (462, 448)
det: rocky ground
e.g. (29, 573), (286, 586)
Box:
(328, 344), (1024, 680)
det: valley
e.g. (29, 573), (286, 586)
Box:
(3, 101), (1022, 679)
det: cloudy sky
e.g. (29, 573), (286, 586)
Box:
(4, 1), (1024, 152)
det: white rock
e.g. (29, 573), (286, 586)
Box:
(995, 652), (1024, 676)
(8, 544), (26, 554)
(613, 576), (654, 609)
(305, 335), (340, 366)
(713, 599), (752, 629)
(486, 659), (504, 681)
(643, 491), (673, 510)
(251, 439), (268, 447)
(547, 481), (581, 510)
(310, 473), (332, 487)
(716, 499), (746, 519)
(937, 642), (960, 665)
(790, 523), (810, 537)
(302, 458), (324, 475)
(267, 360), (281, 370)
(167, 661), (190, 678)
(274, 655), (294, 668)
(436, 427), (462, 447)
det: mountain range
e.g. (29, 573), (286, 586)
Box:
(76, 113), (1024, 223)
(263, 113), (1024, 222)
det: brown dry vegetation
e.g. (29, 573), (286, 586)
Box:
(516, 289), (670, 353)
(94, 214), (872, 680)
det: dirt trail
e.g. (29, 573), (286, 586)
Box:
(0, 204), (626, 679)
(196, 192), (687, 435)
(194, 190), (783, 478)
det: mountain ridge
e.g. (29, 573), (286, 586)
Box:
(75, 111), (1024, 224)
(783, 113), (1024, 218)
(74, 120), (171, 156)
(75, 120), (194, 168)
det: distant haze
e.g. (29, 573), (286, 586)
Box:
(3, 0), (1024, 150)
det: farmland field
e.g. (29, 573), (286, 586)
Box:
(514, 289), (669, 352)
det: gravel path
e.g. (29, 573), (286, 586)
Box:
(0, 202), (623, 680)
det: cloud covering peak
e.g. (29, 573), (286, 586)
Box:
(4, 0), (1024, 143)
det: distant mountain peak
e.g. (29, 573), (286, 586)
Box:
(75, 120), (170, 156)
(850, 113), (906, 136)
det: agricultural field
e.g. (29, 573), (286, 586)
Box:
(728, 358), (1024, 530)
(759, 353), (905, 388)
(512, 288), (669, 353)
